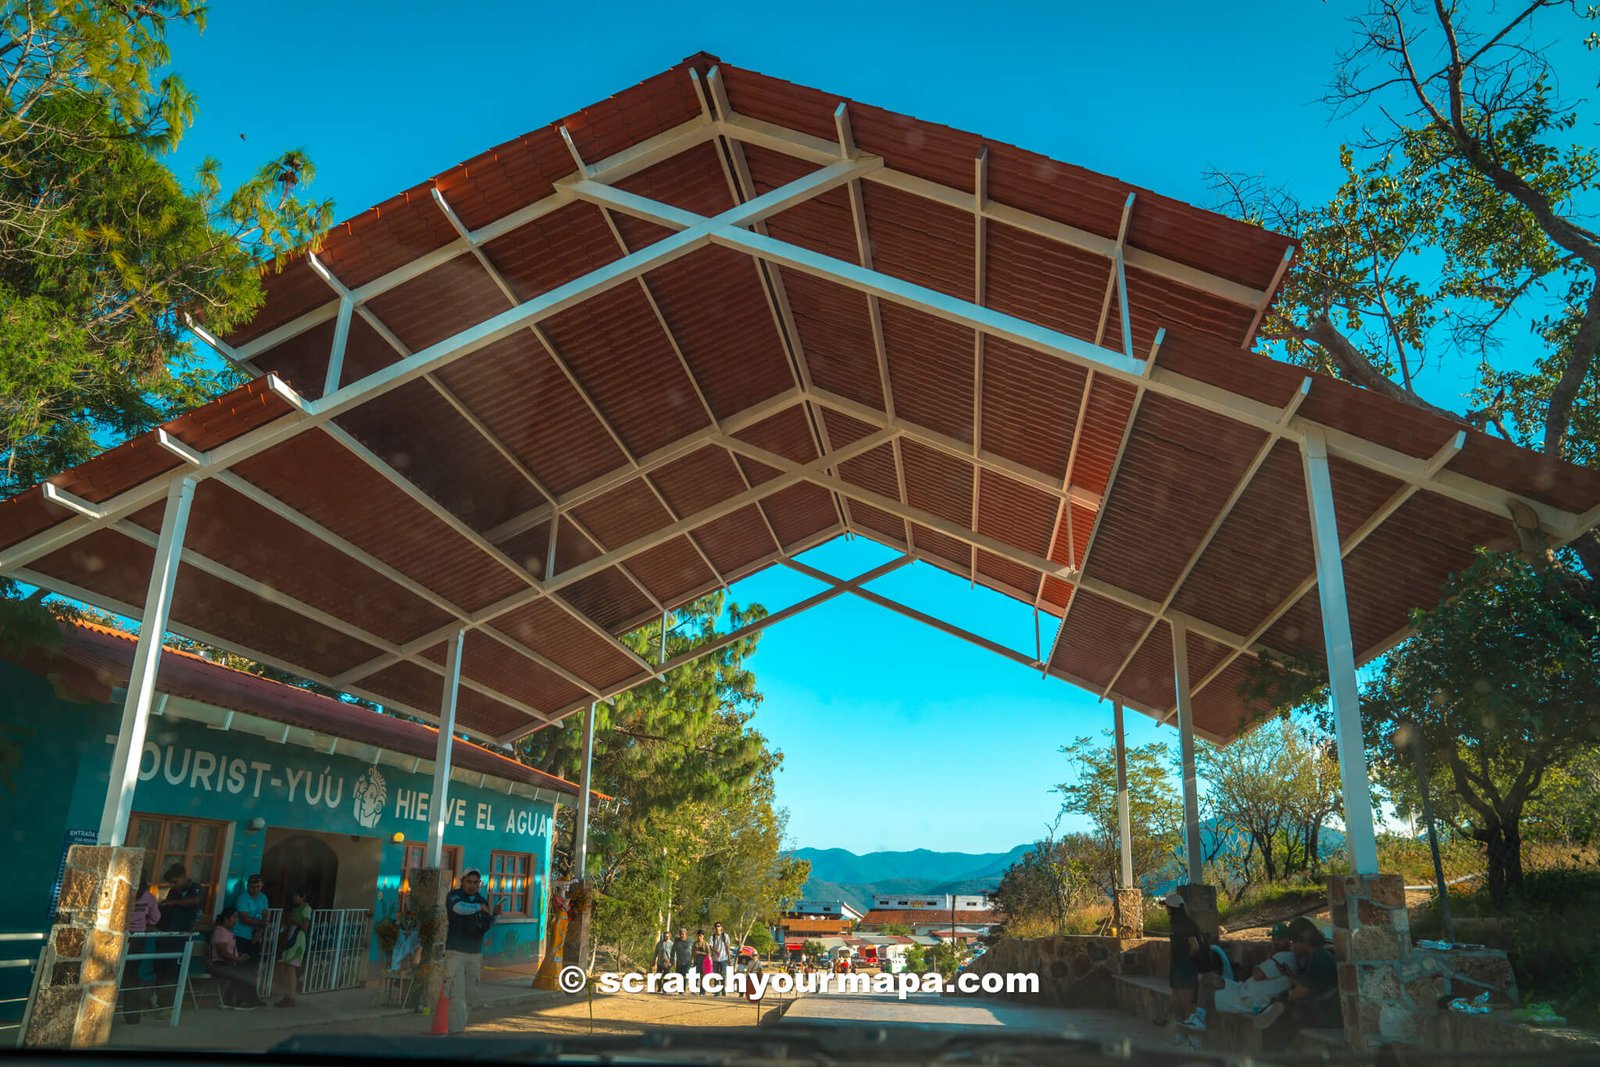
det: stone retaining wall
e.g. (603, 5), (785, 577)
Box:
(959, 936), (1131, 1008)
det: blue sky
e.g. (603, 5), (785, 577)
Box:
(154, 2), (1576, 854)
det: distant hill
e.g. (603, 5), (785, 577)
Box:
(795, 826), (1348, 911)
(793, 845), (1031, 912)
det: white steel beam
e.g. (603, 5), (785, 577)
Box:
(1241, 247), (1295, 348)
(331, 433), (895, 688)
(1114, 701), (1134, 890)
(783, 557), (1038, 669)
(483, 388), (803, 545)
(702, 66), (854, 539)
(1171, 617), (1204, 883)
(573, 702), (596, 880)
(1042, 334), (1162, 674)
(497, 554), (913, 742)
(106, 518), (558, 724)
(1033, 377), (1095, 610)
(713, 108), (1269, 310)
(425, 628), (465, 867)
(552, 167), (763, 589)
(834, 102), (913, 553)
(1301, 429), (1380, 875)
(970, 148), (989, 584)
(805, 386), (1101, 510)
(100, 476), (195, 845)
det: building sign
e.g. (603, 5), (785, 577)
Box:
(128, 730), (553, 847)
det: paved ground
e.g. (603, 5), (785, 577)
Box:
(105, 977), (791, 1051)
(782, 990), (1170, 1044)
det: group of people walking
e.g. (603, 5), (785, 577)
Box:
(651, 922), (751, 992)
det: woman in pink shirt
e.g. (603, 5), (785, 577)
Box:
(121, 873), (162, 1021)
(209, 909), (263, 1010)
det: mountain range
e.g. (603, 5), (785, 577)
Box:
(793, 823), (1348, 913)
(793, 845), (1031, 913)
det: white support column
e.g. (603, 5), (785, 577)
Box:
(1114, 700), (1134, 891)
(425, 628), (465, 867)
(99, 476), (196, 845)
(1171, 617), (1203, 883)
(1301, 430), (1381, 875)
(573, 702), (597, 880)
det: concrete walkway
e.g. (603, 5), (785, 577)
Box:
(781, 990), (1171, 1045)
(106, 975), (560, 1050)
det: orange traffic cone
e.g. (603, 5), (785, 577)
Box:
(429, 983), (450, 1035)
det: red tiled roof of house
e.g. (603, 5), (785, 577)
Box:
(860, 909), (1000, 927)
(781, 918), (851, 935)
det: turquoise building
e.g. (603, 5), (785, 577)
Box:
(0, 621), (576, 1016)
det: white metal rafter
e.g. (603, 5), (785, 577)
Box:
(329, 430), (898, 688)
(970, 148), (988, 585)
(1176, 428), (1469, 713)
(700, 66), (854, 538)
(834, 101), (913, 554)
(5, 120), (1590, 751)
(495, 554), (914, 743)
(1100, 377), (1313, 700)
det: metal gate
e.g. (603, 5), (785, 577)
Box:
(301, 909), (371, 994)
(254, 908), (282, 1000)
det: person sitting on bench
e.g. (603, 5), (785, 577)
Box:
(208, 908), (264, 1010)
(1253, 918), (1339, 1038)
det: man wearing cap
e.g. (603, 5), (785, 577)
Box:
(1161, 892), (1209, 1042)
(1253, 919), (1340, 1039)
(444, 868), (501, 1033)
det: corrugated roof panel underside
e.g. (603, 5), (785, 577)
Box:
(493, 598), (641, 691)
(1049, 588), (1149, 693)
(230, 431), (527, 614)
(1084, 393), (1269, 605)
(431, 331), (629, 497)
(130, 480), (454, 646)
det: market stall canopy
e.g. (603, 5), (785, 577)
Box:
(2, 54), (1596, 746)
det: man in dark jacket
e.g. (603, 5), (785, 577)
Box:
(671, 927), (692, 987)
(444, 868), (500, 1032)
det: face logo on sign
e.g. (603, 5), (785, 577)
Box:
(353, 766), (387, 828)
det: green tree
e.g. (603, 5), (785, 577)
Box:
(1361, 551), (1600, 903)
(1198, 717), (1341, 886)
(1213, 1), (1600, 574)
(0, 1), (332, 496)
(1055, 734), (1182, 891)
(519, 594), (802, 963)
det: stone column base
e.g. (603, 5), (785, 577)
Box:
(1112, 888), (1144, 939)
(1330, 873), (1411, 1050)
(410, 867), (449, 1010)
(22, 845), (144, 1049)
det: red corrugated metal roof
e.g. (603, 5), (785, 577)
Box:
(8, 621), (588, 798)
(0, 55), (1595, 746)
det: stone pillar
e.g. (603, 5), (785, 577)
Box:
(1180, 883), (1219, 937)
(22, 845), (143, 1048)
(411, 867), (450, 1010)
(1330, 873), (1412, 1050)
(1112, 888), (1144, 939)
